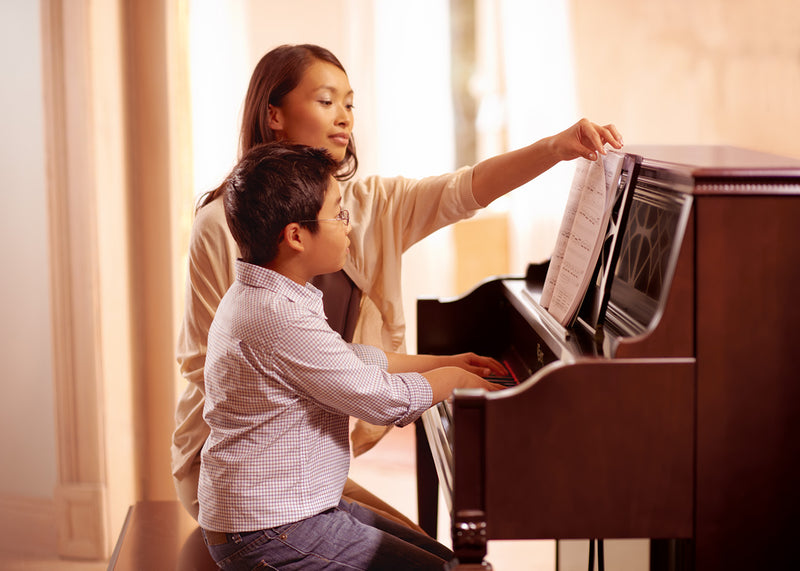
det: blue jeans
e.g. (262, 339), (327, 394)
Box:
(203, 499), (453, 570)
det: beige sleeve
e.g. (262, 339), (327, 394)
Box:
(343, 167), (480, 352)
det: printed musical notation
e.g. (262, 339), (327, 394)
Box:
(540, 149), (624, 326)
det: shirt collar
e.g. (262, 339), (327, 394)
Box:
(234, 259), (324, 314)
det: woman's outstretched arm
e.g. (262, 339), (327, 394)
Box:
(471, 118), (623, 207)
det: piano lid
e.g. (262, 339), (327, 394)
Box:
(625, 145), (800, 192)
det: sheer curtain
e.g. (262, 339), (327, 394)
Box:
(394, 0), (578, 349)
(475, 0), (578, 270)
(368, 0), (457, 352)
(188, 0), (250, 200)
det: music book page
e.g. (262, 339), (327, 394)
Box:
(540, 150), (624, 326)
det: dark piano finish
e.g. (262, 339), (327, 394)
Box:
(108, 501), (217, 570)
(416, 146), (800, 570)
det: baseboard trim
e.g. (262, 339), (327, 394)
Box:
(55, 482), (109, 560)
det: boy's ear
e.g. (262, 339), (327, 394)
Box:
(282, 223), (305, 253)
(268, 104), (283, 132)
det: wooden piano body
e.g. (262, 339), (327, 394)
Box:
(416, 146), (800, 570)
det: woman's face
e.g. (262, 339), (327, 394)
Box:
(269, 60), (354, 162)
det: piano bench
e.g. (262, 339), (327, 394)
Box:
(108, 500), (217, 570)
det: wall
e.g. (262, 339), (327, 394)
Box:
(0, 0), (59, 557)
(569, 0), (800, 159)
(0, 0), (55, 499)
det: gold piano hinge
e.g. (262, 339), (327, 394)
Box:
(594, 323), (605, 345)
(536, 343), (545, 370)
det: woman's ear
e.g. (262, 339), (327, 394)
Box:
(268, 104), (283, 132)
(282, 223), (305, 253)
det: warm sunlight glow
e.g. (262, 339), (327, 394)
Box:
(189, 0), (250, 198)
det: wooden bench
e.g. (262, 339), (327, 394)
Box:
(108, 500), (217, 570)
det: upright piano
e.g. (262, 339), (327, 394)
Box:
(415, 146), (800, 570)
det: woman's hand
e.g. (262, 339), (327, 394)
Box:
(440, 352), (508, 378)
(550, 118), (623, 162)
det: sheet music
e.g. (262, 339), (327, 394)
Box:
(540, 149), (624, 326)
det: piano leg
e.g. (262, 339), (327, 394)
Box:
(416, 420), (493, 570)
(415, 418), (439, 537)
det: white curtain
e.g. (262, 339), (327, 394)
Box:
(189, 0), (250, 199)
(476, 0), (578, 269)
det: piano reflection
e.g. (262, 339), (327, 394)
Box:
(415, 146), (800, 571)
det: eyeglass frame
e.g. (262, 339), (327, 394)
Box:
(296, 209), (350, 226)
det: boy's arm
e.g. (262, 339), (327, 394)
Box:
(384, 352), (506, 405)
(385, 351), (507, 378)
(346, 345), (505, 406)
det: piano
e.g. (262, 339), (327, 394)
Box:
(415, 146), (800, 570)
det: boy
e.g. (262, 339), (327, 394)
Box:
(198, 141), (505, 569)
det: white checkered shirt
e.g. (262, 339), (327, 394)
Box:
(198, 261), (432, 532)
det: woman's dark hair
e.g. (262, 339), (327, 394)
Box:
(224, 142), (338, 265)
(200, 44), (357, 208)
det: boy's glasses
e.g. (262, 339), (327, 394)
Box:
(297, 209), (350, 226)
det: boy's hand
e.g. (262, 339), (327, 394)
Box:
(478, 375), (506, 392)
(424, 365), (506, 403)
(442, 352), (508, 378)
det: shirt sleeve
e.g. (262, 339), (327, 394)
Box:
(347, 343), (388, 369)
(270, 314), (432, 427)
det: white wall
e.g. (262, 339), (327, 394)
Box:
(0, 0), (57, 499)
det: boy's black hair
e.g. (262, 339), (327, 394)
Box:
(224, 142), (339, 265)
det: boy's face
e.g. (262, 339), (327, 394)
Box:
(306, 178), (350, 276)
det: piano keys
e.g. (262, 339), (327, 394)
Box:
(415, 146), (800, 570)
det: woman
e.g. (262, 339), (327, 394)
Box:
(173, 43), (623, 528)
